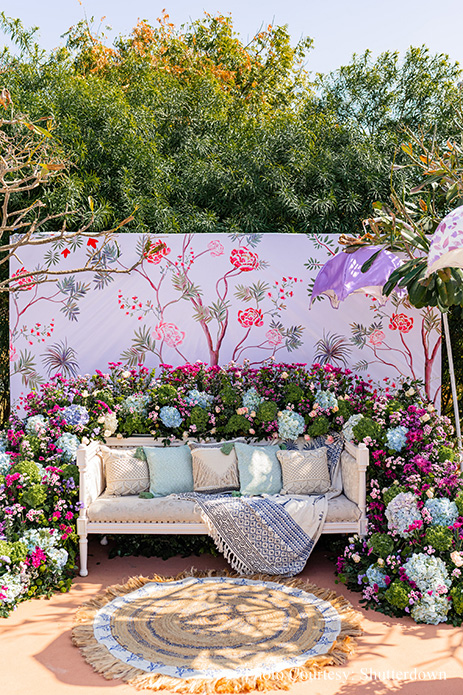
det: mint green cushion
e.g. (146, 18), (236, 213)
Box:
(234, 442), (282, 496)
(143, 445), (194, 497)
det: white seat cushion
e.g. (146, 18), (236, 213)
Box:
(326, 494), (361, 523)
(88, 493), (202, 524)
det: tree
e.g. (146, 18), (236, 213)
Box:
(0, 98), (146, 292)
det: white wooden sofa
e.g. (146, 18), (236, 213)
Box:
(76, 436), (369, 576)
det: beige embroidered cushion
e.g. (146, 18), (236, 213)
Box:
(277, 447), (331, 495)
(99, 446), (150, 496)
(190, 447), (240, 494)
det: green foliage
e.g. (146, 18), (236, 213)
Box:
(383, 482), (406, 507)
(438, 446), (455, 463)
(424, 525), (453, 552)
(0, 540), (28, 564)
(352, 417), (382, 442)
(283, 384), (304, 404)
(153, 384), (178, 406)
(451, 584), (463, 615)
(306, 415), (329, 437)
(13, 459), (42, 484)
(455, 491), (463, 517)
(20, 484), (47, 509)
(225, 414), (250, 435)
(189, 405), (209, 432)
(219, 386), (241, 408)
(368, 532), (395, 558)
(108, 533), (217, 561)
(256, 400), (279, 423)
(384, 580), (410, 610)
(337, 398), (353, 419)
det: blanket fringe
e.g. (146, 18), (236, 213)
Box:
(72, 568), (363, 693)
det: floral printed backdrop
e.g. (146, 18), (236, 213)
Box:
(10, 233), (441, 407)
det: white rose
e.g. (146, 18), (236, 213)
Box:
(427, 404), (435, 412)
(405, 388), (415, 397)
(352, 553), (361, 563)
(451, 551), (463, 568)
(97, 416), (105, 424)
(122, 370), (131, 379)
(281, 372), (289, 379)
(426, 488), (434, 498)
(82, 390), (89, 398)
(377, 558), (384, 566)
(420, 413), (431, 423)
(116, 433), (123, 439)
(104, 429), (112, 438)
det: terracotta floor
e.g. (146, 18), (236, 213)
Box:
(1, 539), (463, 695)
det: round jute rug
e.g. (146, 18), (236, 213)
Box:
(72, 569), (363, 693)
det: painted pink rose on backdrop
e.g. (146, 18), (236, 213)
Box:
(11, 267), (35, 291)
(144, 240), (171, 264)
(389, 313), (414, 334)
(229, 247), (259, 272)
(9, 344), (19, 362)
(238, 307), (264, 327)
(266, 328), (283, 346)
(369, 329), (385, 346)
(153, 322), (185, 347)
(207, 240), (224, 256)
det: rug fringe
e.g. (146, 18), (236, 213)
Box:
(72, 568), (363, 693)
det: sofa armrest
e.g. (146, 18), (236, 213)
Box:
(343, 441), (369, 535)
(76, 441), (105, 512)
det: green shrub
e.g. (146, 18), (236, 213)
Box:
(384, 581), (410, 610)
(368, 532), (394, 558)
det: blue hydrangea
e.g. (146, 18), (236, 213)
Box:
(385, 492), (421, 537)
(185, 389), (214, 409)
(0, 434), (6, 453)
(277, 410), (306, 440)
(242, 387), (263, 412)
(0, 452), (12, 475)
(366, 564), (388, 589)
(55, 432), (80, 463)
(62, 404), (89, 427)
(25, 414), (48, 435)
(424, 498), (459, 527)
(342, 414), (363, 441)
(411, 594), (449, 625)
(122, 394), (150, 415)
(314, 389), (338, 411)
(403, 553), (451, 594)
(386, 426), (408, 452)
(159, 406), (183, 428)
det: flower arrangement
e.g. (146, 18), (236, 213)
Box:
(0, 359), (461, 626)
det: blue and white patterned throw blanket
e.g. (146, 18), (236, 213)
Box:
(178, 492), (323, 577)
(177, 434), (344, 577)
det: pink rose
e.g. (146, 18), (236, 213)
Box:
(207, 240), (224, 257)
(389, 313), (414, 333)
(238, 307), (264, 327)
(153, 322), (185, 347)
(144, 239), (171, 264)
(369, 329), (385, 346)
(266, 328), (283, 346)
(230, 247), (259, 272)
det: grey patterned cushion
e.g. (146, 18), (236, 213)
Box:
(100, 446), (150, 496)
(277, 447), (331, 495)
(191, 447), (240, 494)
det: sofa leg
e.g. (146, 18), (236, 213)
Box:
(77, 517), (89, 576)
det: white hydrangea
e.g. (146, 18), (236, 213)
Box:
(0, 572), (28, 603)
(103, 412), (118, 436)
(342, 414), (363, 441)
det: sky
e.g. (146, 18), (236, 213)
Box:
(0, 0), (463, 75)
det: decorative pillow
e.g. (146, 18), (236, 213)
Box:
(276, 447), (331, 495)
(99, 446), (149, 496)
(144, 445), (194, 497)
(191, 447), (240, 494)
(234, 442), (282, 496)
